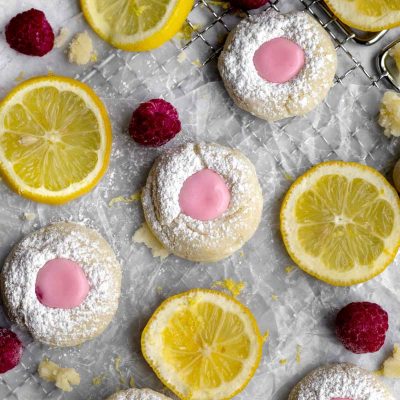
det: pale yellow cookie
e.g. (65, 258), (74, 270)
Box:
(106, 388), (172, 400)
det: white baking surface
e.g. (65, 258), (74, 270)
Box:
(0, 1), (400, 399)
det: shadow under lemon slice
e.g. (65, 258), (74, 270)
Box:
(81, 0), (195, 51)
(0, 76), (112, 205)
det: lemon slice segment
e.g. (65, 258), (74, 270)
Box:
(81, 0), (194, 51)
(280, 161), (400, 286)
(0, 76), (111, 205)
(325, 0), (400, 32)
(141, 289), (262, 400)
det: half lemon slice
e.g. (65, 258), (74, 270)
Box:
(325, 0), (400, 32)
(0, 76), (112, 205)
(81, 0), (194, 51)
(141, 289), (262, 400)
(280, 161), (400, 286)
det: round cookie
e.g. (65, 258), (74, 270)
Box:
(142, 142), (263, 262)
(106, 388), (172, 400)
(1, 222), (121, 347)
(289, 363), (394, 400)
(218, 11), (337, 122)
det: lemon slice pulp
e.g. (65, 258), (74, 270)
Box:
(325, 0), (400, 32)
(141, 289), (262, 400)
(280, 161), (400, 286)
(0, 76), (111, 204)
(81, 0), (194, 51)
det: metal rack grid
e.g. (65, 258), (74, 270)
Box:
(1, 2), (400, 400)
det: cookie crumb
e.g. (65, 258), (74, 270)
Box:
(23, 212), (36, 221)
(54, 27), (70, 48)
(379, 343), (400, 377)
(133, 223), (170, 260)
(378, 91), (400, 137)
(68, 31), (96, 65)
(38, 358), (80, 392)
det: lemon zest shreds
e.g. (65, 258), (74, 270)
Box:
(212, 278), (246, 297)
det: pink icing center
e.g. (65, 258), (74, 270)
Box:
(253, 37), (305, 83)
(35, 258), (90, 309)
(179, 169), (231, 221)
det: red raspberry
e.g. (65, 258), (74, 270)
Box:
(129, 99), (181, 147)
(5, 9), (54, 57)
(335, 302), (388, 354)
(230, 0), (269, 10)
(0, 328), (23, 373)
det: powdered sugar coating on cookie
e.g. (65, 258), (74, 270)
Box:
(106, 388), (172, 400)
(289, 364), (394, 400)
(142, 143), (263, 262)
(218, 11), (337, 122)
(1, 222), (122, 347)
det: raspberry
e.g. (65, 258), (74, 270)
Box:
(335, 302), (388, 354)
(230, 0), (269, 10)
(129, 99), (181, 147)
(5, 9), (54, 57)
(0, 328), (23, 373)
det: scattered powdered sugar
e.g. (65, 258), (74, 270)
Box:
(142, 142), (263, 259)
(219, 10), (336, 116)
(1, 222), (121, 347)
(291, 364), (394, 400)
(109, 388), (172, 400)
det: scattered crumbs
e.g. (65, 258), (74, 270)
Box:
(23, 212), (36, 221)
(176, 22), (202, 41)
(156, 286), (163, 294)
(177, 51), (187, 64)
(192, 59), (203, 68)
(109, 190), (141, 207)
(296, 345), (302, 364)
(92, 374), (105, 386)
(68, 31), (97, 66)
(212, 279), (246, 297)
(133, 223), (170, 260)
(208, 0), (230, 8)
(378, 343), (400, 377)
(285, 265), (296, 274)
(378, 91), (400, 137)
(271, 294), (278, 301)
(129, 376), (135, 388)
(279, 359), (288, 365)
(262, 330), (270, 343)
(114, 356), (126, 385)
(15, 71), (25, 82)
(283, 172), (294, 181)
(38, 358), (80, 392)
(54, 27), (70, 48)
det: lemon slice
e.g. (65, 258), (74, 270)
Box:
(81, 0), (194, 51)
(325, 0), (400, 32)
(0, 76), (112, 205)
(141, 289), (262, 400)
(280, 161), (400, 286)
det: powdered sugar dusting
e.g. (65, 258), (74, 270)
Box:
(108, 388), (172, 400)
(1, 222), (121, 347)
(218, 10), (337, 120)
(290, 364), (394, 400)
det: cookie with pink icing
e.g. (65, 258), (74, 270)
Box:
(218, 11), (337, 122)
(289, 363), (394, 400)
(142, 142), (263, 262)
(1, 222), (121, 347)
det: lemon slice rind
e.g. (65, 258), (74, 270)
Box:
(280, 161), (400, 286)
(0, 76), (112, 205)
(141, 289), (262, 400)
